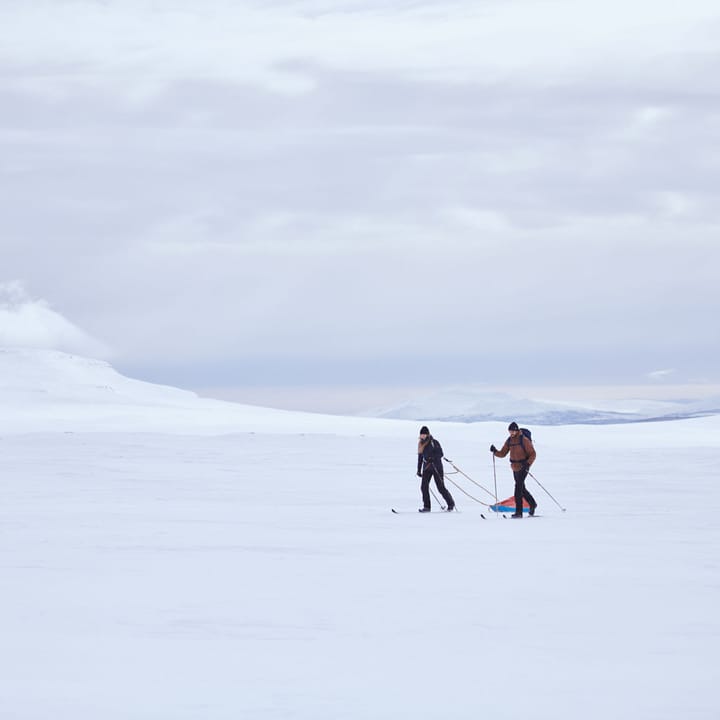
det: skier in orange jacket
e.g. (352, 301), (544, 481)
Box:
(491, 422), (537, 518)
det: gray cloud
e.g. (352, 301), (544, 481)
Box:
(1, 0), (719, 394)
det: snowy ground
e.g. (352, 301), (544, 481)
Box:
(1, 412), (719, 719)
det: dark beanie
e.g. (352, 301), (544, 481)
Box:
(508, 421), (519, 431)
(420, 426), (430, 435)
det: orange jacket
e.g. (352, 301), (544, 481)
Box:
(494, 434), (536, 471)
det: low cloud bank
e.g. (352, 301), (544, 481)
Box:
(0, 281), (110, 358)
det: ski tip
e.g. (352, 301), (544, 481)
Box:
(480, 514), (486, 520)
(391, 508), (399, 513)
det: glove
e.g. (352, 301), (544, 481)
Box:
(417, 471), (422, 477)
(490, 444), (497, 453)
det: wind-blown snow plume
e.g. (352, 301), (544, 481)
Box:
(0, 282), (110, 358)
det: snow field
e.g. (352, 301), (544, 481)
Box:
(1, 420), (719, 719)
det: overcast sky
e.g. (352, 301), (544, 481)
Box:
(1, 0), (719, 410)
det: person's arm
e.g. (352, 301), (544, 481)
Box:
(417, 441), (424, 475)
(524, 438), (536, 468)
(492, 440), (510, 458)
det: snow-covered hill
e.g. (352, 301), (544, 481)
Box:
(0, 348), (339, 435)
(370, 385), (720, 425)
(0, 347), (196, 405)
(0, 347), (400, 436)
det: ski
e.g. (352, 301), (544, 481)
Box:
(391, 508), (485, 519)
(391, 509), (451, 514)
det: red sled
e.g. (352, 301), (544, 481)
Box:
(489, 496), (530, 513)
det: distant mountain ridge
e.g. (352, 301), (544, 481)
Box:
(369, 387), (720, 425)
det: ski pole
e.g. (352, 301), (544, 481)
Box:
(429, 487), (447, 511)
(492, 454), (498, 518)
(527, 471), (566, 512)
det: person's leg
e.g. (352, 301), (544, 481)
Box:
(420, 467), (432, 509)
(433, 467), (455, 510)
(513, 469), (527, 516)
(524, 486), (537, 514)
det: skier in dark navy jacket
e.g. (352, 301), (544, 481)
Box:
(417, 426), (455, 512)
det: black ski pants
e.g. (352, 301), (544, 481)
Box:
(513, 467), (537, 515)
(421, 463), (454, 510)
